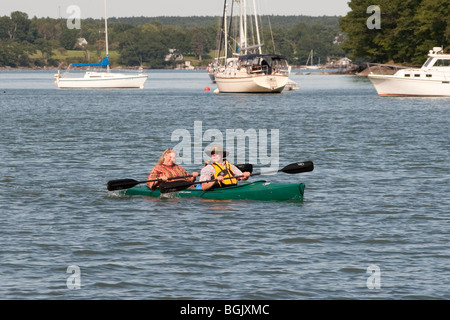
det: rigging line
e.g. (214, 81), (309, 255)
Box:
(258, 14), (264, 49)
(227, 0), (235, 55)
(268, 16), (276, 53)
(254, 1), (265, 52)
(217, 0), (227, 59)
(249, 12), (255, 48)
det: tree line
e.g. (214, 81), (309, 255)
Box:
(339, 0), (449, 65)
(1, 1), (447, 69)
(0, 12), (344, 68)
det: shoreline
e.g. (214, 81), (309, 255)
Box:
(0, 66), (361, 74)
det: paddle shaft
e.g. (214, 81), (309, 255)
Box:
(107, 175), (193, 191)
(159, 161), (313, 193)
(107, 163), (253, 191)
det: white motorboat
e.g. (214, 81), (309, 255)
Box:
(54, 0), (147, 89)
(368, 47), (450, 97)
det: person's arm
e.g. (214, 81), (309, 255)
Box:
(201, 176), (223, 190)
(176, 165), (198, 183)
(147, 166), (168, 190)
(199, 166), (216, 191)
(239, 171), (251, 180)
(230, 164), (251, 181)
(147, 169), (159, 190)
(189, 172), (199, 182)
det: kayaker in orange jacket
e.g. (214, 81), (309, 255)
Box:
(147, 148), (198, 190)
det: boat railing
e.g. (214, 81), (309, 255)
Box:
(273, 66), (290, 76)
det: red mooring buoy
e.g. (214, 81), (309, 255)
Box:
(204, 86), (210, 91)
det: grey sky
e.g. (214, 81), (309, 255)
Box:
(0, 0), (351, 19)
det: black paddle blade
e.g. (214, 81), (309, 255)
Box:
(107, 179), (140, 191)
(281, 161), (314, 174)
(159, 180), (195, 194)
(236, 163), (253, 173)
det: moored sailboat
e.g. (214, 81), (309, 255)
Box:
(301, 49), (322, 70)
(54, 0), (147, 89)
(214, 0), (290, 93)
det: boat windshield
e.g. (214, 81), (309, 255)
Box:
(434, 59), (450, 67)
(423, 57), (434, 68)
(238, 54), (289, 74)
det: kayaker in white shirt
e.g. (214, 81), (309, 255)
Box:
(199, 145), (250, 191)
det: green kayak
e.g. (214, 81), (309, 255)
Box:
(120, 180), (305, 201)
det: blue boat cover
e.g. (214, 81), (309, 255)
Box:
(71, 55), (109, 67)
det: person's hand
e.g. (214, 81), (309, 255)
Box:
(160, 176), (169, 182)
(192, 172), (199, 178)
(241, 171), (251, 180)
(216, 175), (224, 182)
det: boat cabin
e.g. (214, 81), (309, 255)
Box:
(238, 54), (289, 75)
(423, 56), (450, 68)
(422, 47), (450, 70)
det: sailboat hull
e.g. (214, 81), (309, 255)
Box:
(56, 72), (148, 89)
(215, 74), (288, 93)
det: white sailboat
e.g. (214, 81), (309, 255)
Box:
(368, 47), (450, 97)
(214, 0), (290, 93)
(54, 0), (147, 89)
(302, 49), (321, 70)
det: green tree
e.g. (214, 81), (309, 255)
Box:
(340, 0), (449, 64)
(117, 26), (167, 68)
(35, 38), (58, 65)
(60, 26), (79, 50)
(8, 11), (30, 41)
(339, 0), (388, 61)
(0, 39), (34, 67)
(412, 0), (450, 63)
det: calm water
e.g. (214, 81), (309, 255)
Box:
(0, 69), (448, 300)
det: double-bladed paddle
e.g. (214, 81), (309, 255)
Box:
(107, 176), (191, 191)
(159, 161), (314, 194)
(106, 163), (253, 191)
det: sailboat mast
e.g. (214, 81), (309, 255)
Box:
(224, 1), (228, 59)
(239, 0), (244, 53)
(252, 0), (261, 54)
(243, 0), (247, 54)
(104, 0), (110, 72)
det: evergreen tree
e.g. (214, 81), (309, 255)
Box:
(340, 0), (449, 64)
